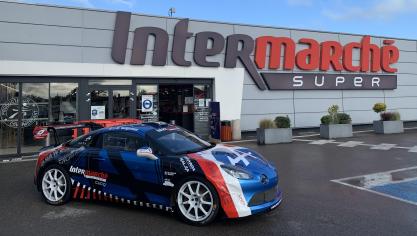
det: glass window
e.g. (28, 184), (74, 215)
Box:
(50, 83), (77, 124)
(137, 85), (158, 122)
(102, 132), (147, 152)
(67, 133), (94, 148)
(146, 128), (211, 155)
(21, 83), (49, 153)
(0, 83), (20, 155)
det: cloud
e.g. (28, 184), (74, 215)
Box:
(322, 0), (417, 20)
(287, 0), (312, 6)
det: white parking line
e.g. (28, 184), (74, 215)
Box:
(1, 158), (37, 164)
(370, 143), (397, 150)
(331, 179), (417, 207)
(331, 166), (417, 207)
(338, 141), (364, 147)
(408, 146), (417, 153)
(309, 139), (337, 145)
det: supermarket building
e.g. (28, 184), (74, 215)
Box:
(0, 0), (417, 156)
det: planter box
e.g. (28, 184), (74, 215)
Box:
(373, 120), (404, 134)
(320, 124), (353, 139)
(257, 128), (292, 145)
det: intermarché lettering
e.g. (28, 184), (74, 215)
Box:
(111, 11), (399, 91)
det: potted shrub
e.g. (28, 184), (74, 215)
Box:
(320, 105), (353, 139)
(257, 116), (292, 144)
(372, 103), (403, 134)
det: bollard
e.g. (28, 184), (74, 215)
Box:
(232, 119), (241, 141)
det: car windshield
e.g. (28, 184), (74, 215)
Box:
(146, 127), (212, 155)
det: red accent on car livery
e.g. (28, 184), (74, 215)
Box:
(188, 153), (239, 218)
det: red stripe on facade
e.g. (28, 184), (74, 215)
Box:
(188, 153), (239, 218)
(93, 190), (96, 200)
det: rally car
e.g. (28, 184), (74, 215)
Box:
(34, 122), (282, 225)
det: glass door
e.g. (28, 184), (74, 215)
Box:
(137, 85), (158, 122)
(88, 86), (133, 120)
(90, 90), (109, 120)
(112, 90), (131, 118)
(0, 83), (20, 155)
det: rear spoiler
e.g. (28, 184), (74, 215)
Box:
(37, 123), (104, 147)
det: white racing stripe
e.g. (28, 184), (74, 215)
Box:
(196, 144), (252, 217)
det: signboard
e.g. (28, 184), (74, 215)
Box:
(262, 73), (397, 90)
(91, 106), (105, 119)
(112, 11), (399, 91)
(141, 95), (153, 112)
(209, 102), (220, 140)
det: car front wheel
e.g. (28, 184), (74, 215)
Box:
(40, 165), (71, 205)
(175, 178), (220, 225)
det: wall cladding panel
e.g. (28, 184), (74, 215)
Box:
(294, 98), (343, 113)
(294, 112), (326, 127)
(241, 99), (294, 115)
(241, 113), (296, 130)
(0, 42), (82, 62)
(0, 1), (83, 27)
(242, 84), (293, 100)
(0, 22), (82, 46)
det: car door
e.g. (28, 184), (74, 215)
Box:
(91, 131), (161, 202)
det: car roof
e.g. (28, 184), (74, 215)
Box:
(96, 122), (173, 137)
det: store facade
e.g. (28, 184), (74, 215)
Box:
(1, 1), (417, 156)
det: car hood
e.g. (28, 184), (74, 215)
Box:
(191, 144), (276, 176)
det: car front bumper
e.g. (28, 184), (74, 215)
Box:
(249, 187), (282, 215)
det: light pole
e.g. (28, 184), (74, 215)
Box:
(168, 7), (176, 17)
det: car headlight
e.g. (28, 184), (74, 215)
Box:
(221, 165), (252, 180)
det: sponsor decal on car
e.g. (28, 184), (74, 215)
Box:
(69, 166), (109, 183)
(179, 156), (196, 173)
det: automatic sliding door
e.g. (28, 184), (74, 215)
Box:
(0, 83), (20, 155)
(21, 83), (49, 154)
(90, 90), (109, 120)
(112, 90), (130, 118)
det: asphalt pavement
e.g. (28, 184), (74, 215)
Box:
(1, 129), (417, 235)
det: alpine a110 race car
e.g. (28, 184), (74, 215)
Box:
(34, 122), (282, 225)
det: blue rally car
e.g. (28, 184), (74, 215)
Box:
(34, 122), (282, 225)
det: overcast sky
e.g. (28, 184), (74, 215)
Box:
(8, 0), (417, 39)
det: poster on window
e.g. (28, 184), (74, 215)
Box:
(141, 95), (154, 112)
(91, 106), (106, 119)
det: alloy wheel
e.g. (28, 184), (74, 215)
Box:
(177, 180), (214, 222)
(42, 168), (67, 202)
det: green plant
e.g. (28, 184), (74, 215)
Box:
(321, 105), (352, 125)
(337, 113), (352, 124)
(274, 116), (291, 128)
(321, 115), (332, 125)
(328, 104), (339, 123)
(380, 112), (401, 121)
(259, 119), (276, 129)
(373, 102), (387, 114)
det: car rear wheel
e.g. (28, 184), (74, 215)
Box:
(41, 165), (71, 205)
(175, 178), (220, 226)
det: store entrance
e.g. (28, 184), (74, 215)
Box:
(88, 86), (132, 120)
(158, 84), (194, 131)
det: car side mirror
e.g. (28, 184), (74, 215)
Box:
(136, 147), (158, 160)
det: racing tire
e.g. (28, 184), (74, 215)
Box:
(174, 177), (220, 226)
(40, 164), (71, 205)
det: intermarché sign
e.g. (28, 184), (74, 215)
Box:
(111, 11), (399, 90)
